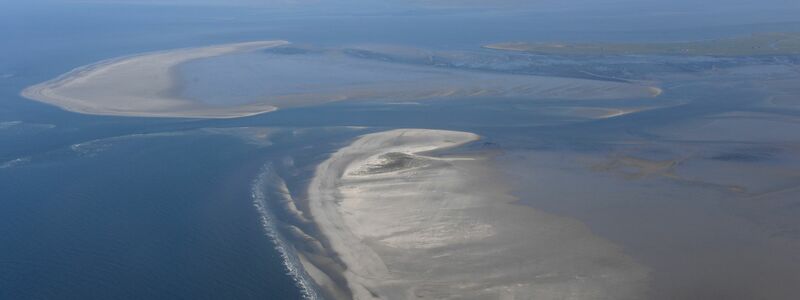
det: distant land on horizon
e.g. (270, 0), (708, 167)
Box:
(485, 32), (800, 56)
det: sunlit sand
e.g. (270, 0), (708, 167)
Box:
(306, 129), (648, 299)
(21, 41), (289, 118)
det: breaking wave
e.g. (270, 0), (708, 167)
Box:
(251, 163), (322, 300)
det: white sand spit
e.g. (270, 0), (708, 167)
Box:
(21, 40), (288, 118)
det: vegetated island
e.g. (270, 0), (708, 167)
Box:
(485, 32), (800, 56)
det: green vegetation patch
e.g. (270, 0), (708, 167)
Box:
(485, 32), (800, 56)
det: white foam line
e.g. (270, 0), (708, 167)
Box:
(251, 163), (322, 300)
(0, 157), (30, 169)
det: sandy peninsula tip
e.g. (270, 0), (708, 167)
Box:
(21, 40), (289, 118)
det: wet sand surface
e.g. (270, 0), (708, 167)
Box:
(21, 42), (660, 119)
(305, 129), (648, 299)
(175, 45), (659, 108)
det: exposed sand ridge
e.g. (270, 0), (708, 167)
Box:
(21, 40), (289, 118)
(306, 128), (649, 299)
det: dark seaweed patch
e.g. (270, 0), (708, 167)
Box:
(710, 152), (772, 162)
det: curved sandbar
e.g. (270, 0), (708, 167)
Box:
(23, 41), (661, 119)
(307, 129), (649, 299)
(21, 40), (289, 118)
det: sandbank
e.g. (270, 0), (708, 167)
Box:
(306, 128), (648, 299)
(21, 40), (288, 118)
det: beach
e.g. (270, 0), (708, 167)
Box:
(305, 129), (649, 299)
(21, 40), (288, 118)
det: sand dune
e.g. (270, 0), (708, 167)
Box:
(306, 129), (648, 299)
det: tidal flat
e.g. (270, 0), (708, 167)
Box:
(303, 129), (647, 299)
(21, 42), (660, 119)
